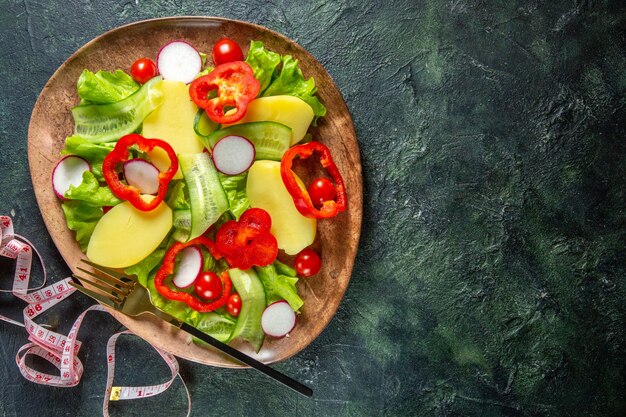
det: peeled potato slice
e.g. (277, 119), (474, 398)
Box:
(246, 160), (316, 255)
(86, 197), (172, 268)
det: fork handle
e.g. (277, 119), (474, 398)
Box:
(179, 322), (313, 398)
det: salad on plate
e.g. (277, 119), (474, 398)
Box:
(52, 37), (347, 352)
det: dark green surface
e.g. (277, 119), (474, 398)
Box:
(1, 1), (625, 416)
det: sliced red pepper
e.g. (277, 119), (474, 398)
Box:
(189, 61), (260, 124)
(215, 208), (278, 270)
(280, 141), (347, 219)
(102, 134), (178, 212)
(154, 236), (232, 312)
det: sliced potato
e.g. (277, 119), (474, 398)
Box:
(246, 160), (316, 255)
(86, 198), (172, 268)
(142, 80), (205, 179)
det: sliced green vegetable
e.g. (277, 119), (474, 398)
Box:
(205, 121), (292, 161)
(72, 76), (164, 143)
(179, 152), (228, 240)
(227, 268), (266, 352)
(171, 209), (191, 242)
(193, 108), (219, 137)
(173, 210), (191, 230)
(77, 69), (140, 104)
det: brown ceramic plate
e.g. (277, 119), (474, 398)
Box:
(27, 17), (362, 367)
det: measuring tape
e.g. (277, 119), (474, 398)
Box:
(1, 215), (190, 416)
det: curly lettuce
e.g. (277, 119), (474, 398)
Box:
(64, 171), (121, 207)
(61, 135), (113, 181)
(60, 201), (103, 251)
(245, 41), (326, 123)
(218, 172), (250, 220)
(255, 263), (303, 312)
(77, 69), (140, 104)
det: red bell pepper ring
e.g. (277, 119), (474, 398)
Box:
(280, 141), (347, 219)
(215, 208), (278, 270)
(154, 236), (232, 312)
(189, 61), (260, 124)
(102, 134), (178, 212)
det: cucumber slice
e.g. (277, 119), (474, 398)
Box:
(206, 122), (292, 161)
(172, 209), (191, 242)
(227, 268), (266, 352)
(179, 153), (228, 240)
(173, 209), (191, 230)
(193, 108), (220, 137)
(72, 77), (164, 143)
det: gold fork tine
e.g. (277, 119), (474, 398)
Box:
(73, 270), (130, 299)
(76, 266), (134, 290)
(71, 274), (125, 304)
(69, 278), (118, 307)
(81, 259), (137, 283)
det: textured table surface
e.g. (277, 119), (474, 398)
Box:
(1, 1), (625, 416)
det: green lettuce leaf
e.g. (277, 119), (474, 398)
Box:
(61, 201), (103, 251)
(274, 259), (297, 277)
(124, 248), (167, 287)
(254, 264), (304, 312)
(218, 172), (250, 220)
(64, 171), (122, 207)
(263, 55), (327, 121)
(77, 69), (140, 104)
(166, 181), (190, 210)
(61, 135), (113, 181)
(245, 41), (282, 93)
(245, 41), (327, 124)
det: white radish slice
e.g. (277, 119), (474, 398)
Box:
(52, 155), (91, 199)
(157, 41), (202, 84)
(172, 246), (203, 288)
(261, 301), (297, 338)
(123, 159), (161, 195)
(212, 135), (256, 175)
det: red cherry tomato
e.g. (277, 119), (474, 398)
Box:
(226, 293), (242, 317)
(130, 58), (157, 84)
(307, 178), (337, 208)
(294, 248), (322, 277)
(194, 271), (223, 300)
(212, 38), (244, 66)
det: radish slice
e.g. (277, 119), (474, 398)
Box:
(212, 135), (256, 175)
(52, 155), (91, 199)
(172, 246), (203, 288)
(123, 159), (161, 195)
(261, 301), (297, 338)
(157, 41), (202, 84)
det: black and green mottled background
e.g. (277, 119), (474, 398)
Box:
(1, 1), (624, 416)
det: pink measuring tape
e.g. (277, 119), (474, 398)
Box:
(0, 215), (190, 416)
